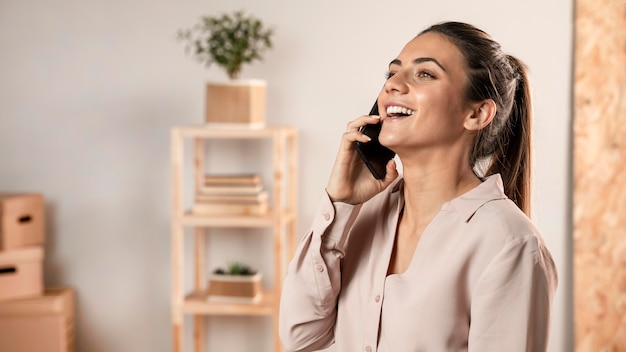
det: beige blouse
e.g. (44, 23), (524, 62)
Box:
(279, 174), (558, 352)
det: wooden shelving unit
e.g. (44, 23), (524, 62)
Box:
(170, 125), (297, 352)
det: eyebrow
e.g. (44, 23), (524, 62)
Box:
(389, 57), (447, 72)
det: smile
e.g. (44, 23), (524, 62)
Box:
(386, 105), (415, 118)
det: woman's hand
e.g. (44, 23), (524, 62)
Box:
(326, 115), (399, 204)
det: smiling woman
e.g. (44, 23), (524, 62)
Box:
(279, 21), (558, 352)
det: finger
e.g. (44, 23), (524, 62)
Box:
(380, 159), (399, 187)
(340, 129), (371, 147)
(346, 115), (381, 132)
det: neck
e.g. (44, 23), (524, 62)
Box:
(399, 155), (481, 228)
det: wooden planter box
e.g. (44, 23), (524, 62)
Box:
(207, 273), (262, 304)
(205, 80), (266, 126)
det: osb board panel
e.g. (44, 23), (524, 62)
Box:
(574, 0), (626, 351)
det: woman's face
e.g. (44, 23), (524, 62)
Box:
(377, 32), (475, 156)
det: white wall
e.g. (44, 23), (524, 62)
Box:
(0, 0), (572, 351)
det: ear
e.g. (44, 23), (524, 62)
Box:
(463, 100), (496, 131)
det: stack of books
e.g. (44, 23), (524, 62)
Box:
(192, 174), (269, 216)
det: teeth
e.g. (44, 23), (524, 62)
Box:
(386, 105), (415, 116)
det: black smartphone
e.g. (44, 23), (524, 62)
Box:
(354, 100), (396, 179)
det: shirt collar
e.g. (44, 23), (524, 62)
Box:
(444, 174), (508, 222)
(392, 174), (508, 222)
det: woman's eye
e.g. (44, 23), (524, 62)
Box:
(384, 69), (434, 80)
(416, 70), (434, 79)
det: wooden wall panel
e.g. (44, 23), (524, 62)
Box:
(574, 0), (626, 350)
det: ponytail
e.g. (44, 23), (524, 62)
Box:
(485, 56), (533, 216)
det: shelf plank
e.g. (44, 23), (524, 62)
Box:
(182, 213), (273, 227)
(183, 289), (276, 316)
(174, 125), (297, 139)
(180, 210), (295, 228)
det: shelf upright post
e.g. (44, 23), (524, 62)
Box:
(171, 128), (185, 352)
(271, 129), (286, 352)
(193, 138), (206, 352)
(286, 129), (298, 259)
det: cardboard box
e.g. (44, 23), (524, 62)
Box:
(0, 287), (75, 352)
(0, 193), (45, 251)
(0, 246), (43, 301)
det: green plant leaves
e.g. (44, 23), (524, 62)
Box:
(213, 261), (258, 276)
(178, 10), (274, 79)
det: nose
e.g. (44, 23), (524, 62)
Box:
(384, 70), (409, 95)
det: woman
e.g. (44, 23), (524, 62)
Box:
(279, 22), (558, 352)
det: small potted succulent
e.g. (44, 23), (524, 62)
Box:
(207, 261), (262, 303)
(178, 10), (274, 126)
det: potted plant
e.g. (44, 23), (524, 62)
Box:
(207, 261), (262, 303)
(178, 10), (274, 126)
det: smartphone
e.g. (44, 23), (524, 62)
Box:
(354, 100), (396, 179)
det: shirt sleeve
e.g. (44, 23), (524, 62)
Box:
(468, 235), (558, 352)
(279, 191), (361, 352)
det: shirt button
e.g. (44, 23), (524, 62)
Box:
(322, 212), (331, 221)
(365, 346), (372, 352)
(316, 264), (324, 272)
(374, 295), (381, 303)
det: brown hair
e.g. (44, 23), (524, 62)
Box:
(420, 22), (533, 215)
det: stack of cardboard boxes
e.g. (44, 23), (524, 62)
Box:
(0, 194), (75, 352)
